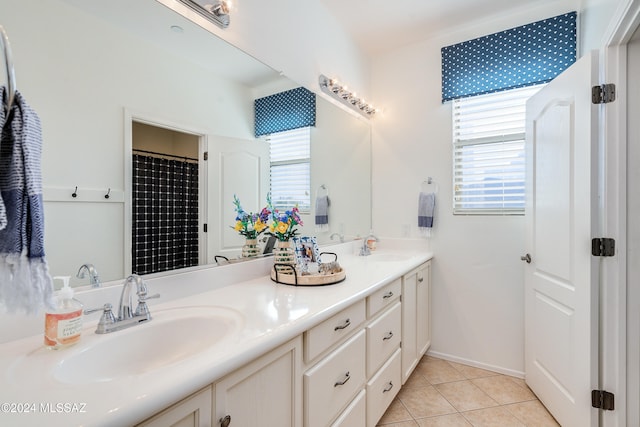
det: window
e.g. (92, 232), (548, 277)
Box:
(268, 127), (311, 213)
(452, 85), (543, 215)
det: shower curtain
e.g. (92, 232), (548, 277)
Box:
(132, 154), (199, 275)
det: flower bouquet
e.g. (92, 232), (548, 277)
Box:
(231, 195), (270, 257)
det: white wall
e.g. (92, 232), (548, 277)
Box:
(369, 2), (619, 375)
(158, 0), (372, 117)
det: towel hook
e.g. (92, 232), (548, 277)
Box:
(72, 186), (78, 198)
(104, 188), (110, 199)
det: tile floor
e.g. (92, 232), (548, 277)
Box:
(377, 356), (560, 427)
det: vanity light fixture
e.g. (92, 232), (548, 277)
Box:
(177, 0), (231, 29)
(318, 74), (377, 118)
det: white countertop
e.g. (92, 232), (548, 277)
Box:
(0, 241), (432, 427)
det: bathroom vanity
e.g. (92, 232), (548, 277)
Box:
(0, 241), (432, 427)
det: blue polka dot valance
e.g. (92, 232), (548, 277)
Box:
(441, 11), (577, 103)
(254, 87), (316, 137)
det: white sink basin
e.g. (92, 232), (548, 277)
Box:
(9, 306), (244, 386)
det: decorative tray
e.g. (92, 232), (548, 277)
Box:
(270, 252), (346, 286)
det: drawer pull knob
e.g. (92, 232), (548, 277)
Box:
(334, 372), (351, 387)
(418, 277), (424, 283)
(220, 415), (231, 427)
(383, 331), (394, 341)
(383, 382), (394, 393)
(334, 318), (351, 331)
(382, 291), (394, 299)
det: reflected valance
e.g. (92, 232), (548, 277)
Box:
(254, 87), (316, 137)
(441, 12), (577, 102)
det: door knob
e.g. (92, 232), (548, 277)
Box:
(520, 254), (532, 263)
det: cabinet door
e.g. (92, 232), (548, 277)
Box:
(416, 261), (431, 357)
(137, 386), (212, 427)
(401, 271), (417, 384)
(214, 337), (301, 427)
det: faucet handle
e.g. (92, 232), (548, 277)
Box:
(135, 293), (160, 317)
(84, 303), (117, 334)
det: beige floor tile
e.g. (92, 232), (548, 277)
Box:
(505, 400), (560, 426)
(471, 375), (536, 405)
(447, 361), (500, 380)
(461, 406), (526, 427)
(404, 372), (432, 388)
(416, 413), (473, 426)
(377, 421), (419, 427)
(435, 380), (499, 412)
(378, 399), (414, 425)
(415, 358), (466, 384)
(398, 385), (458, 419)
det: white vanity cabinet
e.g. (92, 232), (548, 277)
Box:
(365, 279), (402, 427)
(213, 337), (302, 427)
(135, 256), (432, 427)
(303, 300), (367, 427)
(401, 261), (432, 383)
(136, 386), (213, 427)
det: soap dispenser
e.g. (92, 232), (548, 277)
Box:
(44, 276), (83, 350)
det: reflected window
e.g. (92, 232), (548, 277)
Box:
(267, 127), (311, 213)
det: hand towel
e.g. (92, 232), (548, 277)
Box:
(418, 192), (435, 237)
(315, 195), (329, 232)
(0, 87), (54, 314)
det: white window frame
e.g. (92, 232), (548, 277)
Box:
(267, 127), (311, 213)
(452, 85), (544, 215)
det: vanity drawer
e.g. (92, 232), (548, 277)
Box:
(366, 302), (401, 377)
(305, 299), (366, 362)
(367, 278), (401, 318)
(330, 389), (366, 427)
(366, 348), (401, 427)
(304, 330), (366, 427)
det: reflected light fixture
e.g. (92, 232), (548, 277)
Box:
(177, 0), (231, 28)
(318, 74), (377, 118)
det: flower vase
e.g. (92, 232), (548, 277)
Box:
(241, 238), (260, 258)
(273, 240), (296, 274)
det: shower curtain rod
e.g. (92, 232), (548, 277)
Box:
(133, 148), (198, 162)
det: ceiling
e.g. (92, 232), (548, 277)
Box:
(320, 0), (578, 55)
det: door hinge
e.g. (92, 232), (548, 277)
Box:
(592, 84), (616, 104)
(592, 238), (615, 257)
(591, 390), (615, 410)
(203, 223), (208, 232)
(203, 151), (208, 161)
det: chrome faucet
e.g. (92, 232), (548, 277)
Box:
(76, 263), (101, 287)
(360, 233), (379, 256)
(84, 274), (160, 334)
(330, 232), (345, 243)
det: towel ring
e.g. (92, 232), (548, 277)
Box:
(421, 177), (439, 194)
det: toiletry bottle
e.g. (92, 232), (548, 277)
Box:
(44, 276), (83, 350)
(366, 230), (377, 251)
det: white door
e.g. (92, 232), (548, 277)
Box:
(524, 51), (599, 426)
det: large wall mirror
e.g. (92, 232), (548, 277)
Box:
(1, 0), (371, 286)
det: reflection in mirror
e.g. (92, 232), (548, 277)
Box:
(1, 0), (371, 287)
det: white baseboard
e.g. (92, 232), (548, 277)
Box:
(426, 350), (525, 379)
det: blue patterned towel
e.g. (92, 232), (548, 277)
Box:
(418, 192), (435, 237)
(0, 87), (53, 314)
(315, 195), (329, 232)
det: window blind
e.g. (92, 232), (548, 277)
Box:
(268, 127), (311, 212)
(453, 85), (543, 214)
